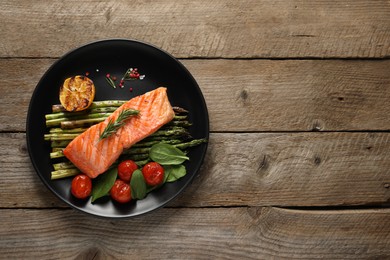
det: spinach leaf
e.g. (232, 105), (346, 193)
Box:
(91, 167), (117, 203)
(130, 169), (147, 200)
(165, 164), (187, 182)
(149, 143), (189, 165)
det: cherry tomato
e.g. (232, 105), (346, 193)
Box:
(71, 174), (92, 199)
(142, 162), (165, 186)
(118, 160), (138, 182)
(110, 179), (132, 203)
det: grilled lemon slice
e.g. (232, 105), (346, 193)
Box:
(59, 76), (95, 112)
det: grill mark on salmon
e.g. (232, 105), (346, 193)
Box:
(63, 87), (175, 178)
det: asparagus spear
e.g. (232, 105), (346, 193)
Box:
(49, 103), (187, 121)
(52, 102), (187, 114)
(174, 138), (208, 149)
(50, 147), (149, 159)
(46, 113), (112, 127)
(46, 113), (187, 128)
(50, 128), (86, 134)
(51, 168), (80, 180)
(53, 161), (76, 170)
(173, 115), (188, 120)
(46, 107), (118, 120)
(149, 127), (188, 137)
(49, 138), (206, 159)
(166, 120), (192, 127)
(50, 150), (64, 159)
(46, 116), (110, 128)
(60, 117), (108, 129)
(122, 153), (150, 161)
(52, 100), (127, 113)
(51, 140), (71, 148)
(123, 139), (207, 155)
(131, 139), (182, 148)
(46, 127), (190, 142)
(45, 133), (80, 141)
(172, 106), (188, 114)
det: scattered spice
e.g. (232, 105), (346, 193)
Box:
(121, 68), (145, 81)
(104, 68), (145, 89)
(119, 79), (125, 88)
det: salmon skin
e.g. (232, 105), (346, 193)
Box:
(63, 87), (175, 178)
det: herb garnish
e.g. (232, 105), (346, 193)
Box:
(149, 143), (189, 165)
(91, 167), (118, 203)
(99, 109), (139, 140)
(122, 68), (145, 81)
(105, 74), (117, 88)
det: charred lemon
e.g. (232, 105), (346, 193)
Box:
(59, 76), (95, 112)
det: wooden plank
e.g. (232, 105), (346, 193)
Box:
(178, 132), (390, 207)
(189, 59), (390, 132)
(1, 59), (390, 132)
(0, 133), (67, 208)
(2, 132), (390, 208)
(1, 207), (390, 258)
(0, 0), (389, 58)
(0, 59), (53, 132)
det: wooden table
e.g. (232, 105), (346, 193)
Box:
(1, 1), (390, 258)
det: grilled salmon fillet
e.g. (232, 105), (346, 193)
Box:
(63, 87), (175, 178)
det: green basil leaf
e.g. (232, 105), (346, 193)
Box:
(165, 165), (187, 182)
(149, 143), (189, 165)
(91, 167), (118, 203)
(130, 169), (147, 200)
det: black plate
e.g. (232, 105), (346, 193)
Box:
(26, 39), (209, 218)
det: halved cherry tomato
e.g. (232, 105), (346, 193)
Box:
(110, 179), (132, 203)
(118, 160), (138, 182)
(142, 162), (165, 186)
(71, 174), (92, 199)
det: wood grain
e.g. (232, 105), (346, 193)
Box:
(1, 1), (390, 258)
(1, 207), (390, 259)
(187, 59), (390, 132)
(0, 133), (67, 208)
(179, 132), (390, 207)
(1, 59), (390, 132)
(0, 0), (389, 58)
(3, 132), (390, 208)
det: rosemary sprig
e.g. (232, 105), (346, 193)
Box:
(121, 68), (133, 81)
(105, 74), (116, 88)
(99, 109), (139, 140)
